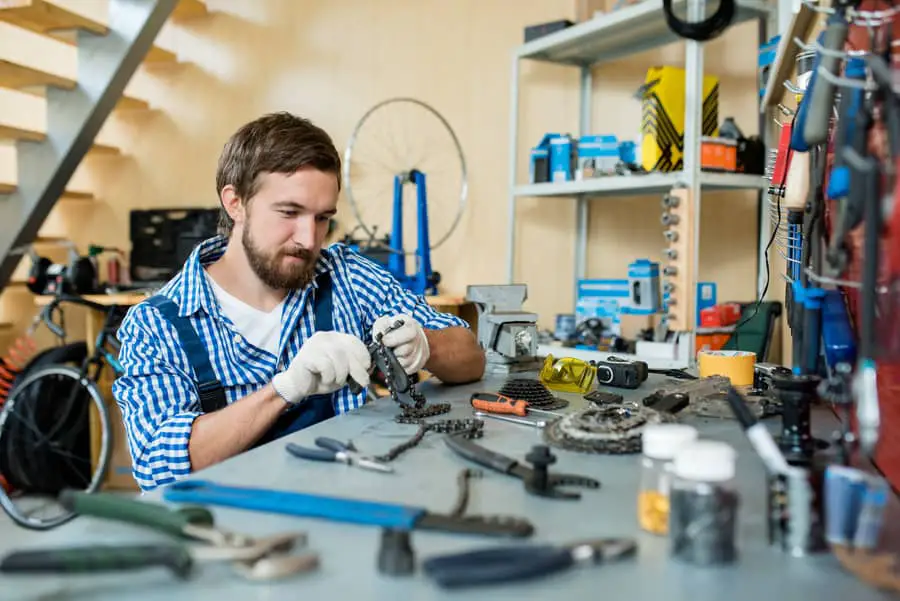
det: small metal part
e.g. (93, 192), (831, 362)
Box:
(376, 418), (484, 463)
(663, 266), (678, 276)
(662, 194), (680, 209)
(664, 248), (678, 260)
(474, 411), (547, 428)
(664, 229), (679, 242)
(663, 282), (675, 294)
(661, 213), (680, 226)
(377, 528), (416, 576)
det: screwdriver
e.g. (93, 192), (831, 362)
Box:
(469, 392), (560, 417)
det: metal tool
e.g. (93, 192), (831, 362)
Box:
(465, 285), (541, 375)
(469, 392), (560, 417)
(54, 490), (314, 580)
(474, 410), (547, 429)
(0, 534), (316, 581)
(444, 436), (600, 500)
(286, 437), (394, 473)
(422, 537), (637, 589)
(348, 319), (409, 396)
(163, 480), (534, 538)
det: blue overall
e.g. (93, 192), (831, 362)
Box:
(145, 272), (337, 446)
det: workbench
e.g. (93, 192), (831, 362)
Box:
(3, 373), (897, 601)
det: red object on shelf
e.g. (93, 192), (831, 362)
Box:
(700, 303), (743, 328)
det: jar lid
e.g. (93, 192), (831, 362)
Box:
(642, 424), (699, 460)
(672, 440), (737, 482)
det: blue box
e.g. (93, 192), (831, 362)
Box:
(550, 134), (576, 182)
(618, 140), (638, 166)
(623, 259), (660, 314)
(575, 279), (630, 335)
(577, 134), (619, 178)
(529, 133), (558, 184)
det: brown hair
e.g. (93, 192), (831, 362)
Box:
(215, 112), (342, 236)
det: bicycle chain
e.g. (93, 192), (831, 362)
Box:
(372, 322), (451, 421)
(374, 418), (484, 463)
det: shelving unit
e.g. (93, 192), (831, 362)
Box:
(507, 0), (773, 358)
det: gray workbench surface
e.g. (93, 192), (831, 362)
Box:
(3, 373), (896, 601)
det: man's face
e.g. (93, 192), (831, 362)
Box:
(238, 168), (338, 290)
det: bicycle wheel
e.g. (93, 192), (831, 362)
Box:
(0, 364), (111, 530)
(343, 98), (468, 254)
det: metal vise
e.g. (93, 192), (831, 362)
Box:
(465, 284), (541, 375)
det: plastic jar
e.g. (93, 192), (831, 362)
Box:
(637, 424), (699, 534)
(669, 440), (740, 565)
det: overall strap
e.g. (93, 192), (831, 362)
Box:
(145, 295), (228, 413)
(314, 271), (334, 332)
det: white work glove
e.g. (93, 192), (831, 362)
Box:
(271, 331), (371, 404)
(373, 314), (430, 375)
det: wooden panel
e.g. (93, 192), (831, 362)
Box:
(0, 0), (106, 34)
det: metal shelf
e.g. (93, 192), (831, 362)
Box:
(515, 172), (767, 198)
(517, 0), (771, 67)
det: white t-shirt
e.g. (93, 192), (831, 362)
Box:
(206, 273), (284, 357)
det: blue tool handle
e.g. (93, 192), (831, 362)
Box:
(285, 442), (335, 462)
(422, 545), (573, 589)
(314, 437), (349, 453)
(163, 480), (423, 529)
(827, 59), (865, 200)
(803, 18), (850, 146)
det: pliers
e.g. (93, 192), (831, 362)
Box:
(286, 437), (394, 473)
(422, 537), (637, 589)
(0, 490), (317, 581)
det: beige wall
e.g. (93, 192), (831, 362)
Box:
(3, 0), (764, 340)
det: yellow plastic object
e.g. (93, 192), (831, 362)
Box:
(539, 355), (596, 394)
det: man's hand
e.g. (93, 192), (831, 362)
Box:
(272, 331), (371, 403)
(373, 314), (430, 375)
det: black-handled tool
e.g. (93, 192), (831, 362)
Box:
(444, 435), (599, 500)
(0, 544), (195, 578)
(422, 538), (637, 589)
(803, 6), (851, 146)
(349, 320), (409, 395)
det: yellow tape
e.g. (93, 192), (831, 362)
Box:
(697, 350), (756, 387)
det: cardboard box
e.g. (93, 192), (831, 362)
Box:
(640, 65), (719, 172)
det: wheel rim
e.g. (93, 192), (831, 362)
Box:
(342, 97), (468, 253)
(0, 365), (111, 530)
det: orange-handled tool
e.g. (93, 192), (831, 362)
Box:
(469, 393), (559, 417)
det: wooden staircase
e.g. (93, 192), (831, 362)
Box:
(0, 0), (211, 333)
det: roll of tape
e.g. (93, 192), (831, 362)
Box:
(697, 350), (756, 387)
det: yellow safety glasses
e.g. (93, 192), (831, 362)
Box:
(539, 354), (596, 394)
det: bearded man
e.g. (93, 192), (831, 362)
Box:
(112, 112), (485, 491)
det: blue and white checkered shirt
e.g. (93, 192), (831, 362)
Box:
(112, 235), (468, 491)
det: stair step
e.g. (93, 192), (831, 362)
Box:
(0, 0), (106, 35)
(0, 21), (152, 111)
(0, 87), (122, 152)
(172, 0), (207, 21)
(0, 1), (181, 67)
(0, 142), (94, 198)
